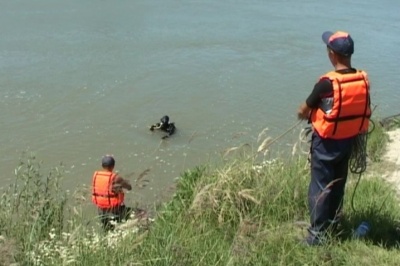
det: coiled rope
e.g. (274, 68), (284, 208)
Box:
(349, 120), (375, 212)
(349, 132), (369, 174)
(297, 120), (376, 213)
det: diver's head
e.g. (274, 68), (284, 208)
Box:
(160, 115), (169, 124)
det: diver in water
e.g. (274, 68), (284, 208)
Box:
(149, 115), (176, 139)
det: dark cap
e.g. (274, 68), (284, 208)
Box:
(322, 31), (354, 57)
(101, 155), (115, 167)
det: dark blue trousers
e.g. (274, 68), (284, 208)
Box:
(308, 132), (354, 235)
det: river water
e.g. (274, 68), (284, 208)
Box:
(1, 0), (399, 204)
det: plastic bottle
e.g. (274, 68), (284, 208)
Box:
(353, 221), (370, 238)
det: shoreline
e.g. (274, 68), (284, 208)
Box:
(383, 128), (400, 190)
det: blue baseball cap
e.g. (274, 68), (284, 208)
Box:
(322, 31), (354, 57)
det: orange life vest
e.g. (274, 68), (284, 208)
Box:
(91, 171), (124, 208)
(310, 70), (371, 139)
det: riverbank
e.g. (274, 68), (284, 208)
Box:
(383, 129), (400, 191)
(1, 122), (400, 265)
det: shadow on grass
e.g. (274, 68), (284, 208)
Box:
(338, 209), (400, 248)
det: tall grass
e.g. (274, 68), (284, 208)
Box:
(0, 153), (149, 265)
(0, 121), (399, 265)
(367, 120), (389, 162)
(0, 153), (66, 264)
(132, 160), (400, 265)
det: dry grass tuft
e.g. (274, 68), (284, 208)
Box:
(257, 127), (269, 143)
(189, 184), (214, 211)
(257, 137), (273, 153)
(222, 144), (251, 158)
(188, 160), (264, 227)
(0, 236), (17, 266)
(291, 142), (298, 156)
(238, 189), (260, 205)
(228, 218), (264, 265)
(222, 146), (240, 158)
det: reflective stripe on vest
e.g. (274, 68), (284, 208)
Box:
(311, 70), (371, 139)
(91, 171), (124, 208)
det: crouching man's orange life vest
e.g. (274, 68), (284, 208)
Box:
(310, 70), (371, 139)
(92, 171), (124, 208)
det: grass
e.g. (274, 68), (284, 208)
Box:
(1, 120), (400, 265)
(367, 120), (390, 162)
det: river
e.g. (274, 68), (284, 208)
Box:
(1, 0), (399, 204)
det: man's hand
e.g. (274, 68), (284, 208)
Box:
(150, 123), (162, 130)
(113, 176), (132, 192)
(298, 102), (312, 120)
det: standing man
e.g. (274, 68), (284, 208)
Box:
(297, 31), (371, 245)
(92, 155), (132, 231)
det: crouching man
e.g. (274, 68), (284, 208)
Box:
(91, 155), (132, 231)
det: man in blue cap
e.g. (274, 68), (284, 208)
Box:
(297, 31), (371, 245)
